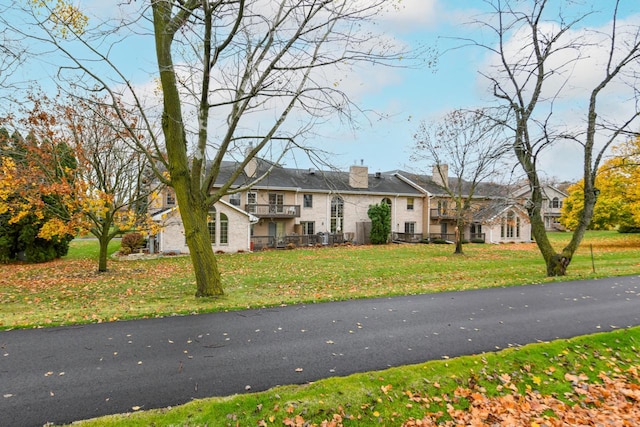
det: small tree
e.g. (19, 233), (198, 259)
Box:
(61, 95), (159, 272)
(368, 202), (391, 245)
(411, 109), (509, 254)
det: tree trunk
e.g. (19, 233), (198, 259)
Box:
(97, 235), (109, 272)
(528, 187), (575, 277)
(180, 201), (224, 297)
(152, 2), (224, 298)
(454, 216), (464, 255)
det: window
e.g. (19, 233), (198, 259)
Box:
(407, 197), (414, 211)
(301, 221), (315, 235)
(247, 192), (257, 212)
(438, 200), (448, 215)
(404, 222), (415, 234)
(229, 193), (241, 207)
(330, 196), (344, 233)
(550, 197), (561, 209)
(269, 193), (284, 213)
(502, 211), (520, 239)
(303, 194), (313, 208)
(166, 190), (176, 206)
(220, 213), (228, 244)
(382, 197), (391, 207)
(207, 207), (216, 243)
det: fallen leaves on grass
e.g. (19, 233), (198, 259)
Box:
(405, 367), (640, 426)
(267, 366), (640, 426)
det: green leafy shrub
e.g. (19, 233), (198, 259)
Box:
(618, 225), (640, 233)
(367, 202), (391, 244)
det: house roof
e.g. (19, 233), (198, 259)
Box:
(390, 170), (509, 198)
(511, 184), (569, 200)
(471, 201), (529, 223)
(213, 160), (425, 196)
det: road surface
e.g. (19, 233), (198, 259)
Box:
(1, 275), (639, 426)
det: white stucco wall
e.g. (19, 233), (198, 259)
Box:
(155, 202), (252, 254)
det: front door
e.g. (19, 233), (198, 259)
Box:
(268, 222), (286, 247)
(440, 223), (448, 239)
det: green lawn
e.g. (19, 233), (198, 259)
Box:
(1, 231), (638, 330)
(1, 231), (639, 425)
(74, 327), (640, 426)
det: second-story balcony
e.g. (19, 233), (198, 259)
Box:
(245, 204), (301, 218)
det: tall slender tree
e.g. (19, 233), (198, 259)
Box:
(467, 0), (640, 275)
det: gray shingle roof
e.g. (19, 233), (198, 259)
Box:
(390, 170), (509, 198)
(213, 160), (423, 196)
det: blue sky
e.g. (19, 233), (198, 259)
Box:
(307, 0), (640, 183)
(5, 0), (640, 183)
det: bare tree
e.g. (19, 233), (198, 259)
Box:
(412, 108), (510, 254)
(0, 3), (28, 112)
(61, 95), (158, 273)
(9, 1), (406, 296)
(466, 0), (640, 275)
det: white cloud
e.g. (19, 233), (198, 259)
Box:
(375, 0), (440, 31)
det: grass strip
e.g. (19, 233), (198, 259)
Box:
(70, 326), (640, 426)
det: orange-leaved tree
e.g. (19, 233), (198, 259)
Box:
(0, 120), (78, 262)
(1, 93), (161, 270)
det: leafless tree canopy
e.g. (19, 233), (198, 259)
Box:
(461, 0), (640, 275)
(412, 108), (510, 254)
(3, 0), (409, 295)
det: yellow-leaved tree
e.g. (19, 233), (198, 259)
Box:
(1, 92), (162, 270)
(561, 136), (640, 232)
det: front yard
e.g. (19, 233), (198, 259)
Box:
(1, 231), (638, 330)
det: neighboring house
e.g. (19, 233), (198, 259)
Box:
(394, 165), (533, 244)
(149, 160), (547, 253)
(512, 184), (569, 231)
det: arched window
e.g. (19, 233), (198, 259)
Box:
(207, 206), (216, 243)
(220, 213), (228, 245)
(381, 197), (392, 207)
(501, 210), (521, 239)
(330, 196), (344, 233)
(551, 197), (560, 209)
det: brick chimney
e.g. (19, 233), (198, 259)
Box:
(349, 165), (368, 189)
(432, 164), (448, 188)
(244, 145), (257, 178)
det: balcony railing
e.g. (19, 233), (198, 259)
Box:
(245, 204), (300, 218)
(391, 232), (423, 243)
(251, 233), (345, 250)
(430, 208), (459, 219)
(425, 233), (485, 243)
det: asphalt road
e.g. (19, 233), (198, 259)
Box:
(1, 275), (639, 426)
